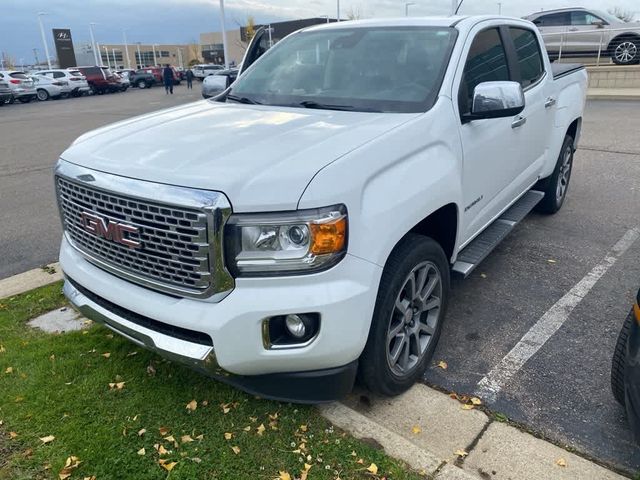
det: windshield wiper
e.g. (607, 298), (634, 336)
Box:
(297, 100), (381, 112)
(226, 94), (261, 104)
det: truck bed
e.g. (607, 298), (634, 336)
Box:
(551, 63), (585, 80)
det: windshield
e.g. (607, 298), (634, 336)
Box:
(229, 26), (457, 113)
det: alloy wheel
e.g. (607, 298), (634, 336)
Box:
(556, 144), (572, 203)
(386, 261), (442, 377)
(614, 41), (638, 64)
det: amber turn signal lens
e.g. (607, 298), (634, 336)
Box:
(634, 302), (640, 325)
(310, 217), (347, 255)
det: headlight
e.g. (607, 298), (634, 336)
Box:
(225, 205), (347, 276)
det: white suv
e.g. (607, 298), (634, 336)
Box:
(35, 69), (90, 97)
(0, 71), (36, 103)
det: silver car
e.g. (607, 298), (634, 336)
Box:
(525, 8), (640, 65)
(0, 71), (37, 103)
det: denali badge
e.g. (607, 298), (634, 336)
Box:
(80, 212), (141, 249)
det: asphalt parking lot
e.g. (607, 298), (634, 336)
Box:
(0, 90), (638, 474)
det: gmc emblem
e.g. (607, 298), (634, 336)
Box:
(80, 212), (141, 249)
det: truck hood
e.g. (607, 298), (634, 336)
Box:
(61, 101), (416, 211)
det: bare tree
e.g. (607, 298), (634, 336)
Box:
(346, 6), (363, 20)
(608, 7), (635, 22)
(232, 15), (256, 52)
(186, 41), (201, 64)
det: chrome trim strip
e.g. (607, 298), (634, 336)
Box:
(55, 159), (235, 301)
(64, 279), (224, 375)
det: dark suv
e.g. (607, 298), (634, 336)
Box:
(76, 66), (120, 94)
(128, 70), (157, 89)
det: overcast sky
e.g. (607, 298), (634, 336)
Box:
(2, 0), (639, 64)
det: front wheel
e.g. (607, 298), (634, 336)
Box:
(359, 234), (450, 396)
(612, 310), (633, 405)
(612, 38), (639, 65)
(535, 135), (574, 214)
(37, 89), (49, 101)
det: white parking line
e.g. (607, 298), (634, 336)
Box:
(476, 227), (640, 402)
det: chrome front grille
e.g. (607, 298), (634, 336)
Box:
(55, 160), (234, 299)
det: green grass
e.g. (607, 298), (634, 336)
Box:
(0, 283), (422, 480)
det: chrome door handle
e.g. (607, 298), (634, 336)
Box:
(545, 97), (556, 108)
(568, 27), (579, 31)
(511, 115), (527, 129)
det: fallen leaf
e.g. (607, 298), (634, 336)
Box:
(159, 460), (177, 472)
(108, 382), (125, 390)
(195, 434), (204, 440)
(356, 458), (364, 465)
(146, 364), (156, 376)
(191, 457), (202, 463)
(231, 446), (240, 455)
(224, 432), (233, 440)
(138, 428), (146, 436)
(300, 424), (308, 432)
(350, 451), (357, 457)
(58, 456), (81, 480)
(39, 435), (55, 444)
(164, 435), (176, 443)
(4, 367), (13, 374)
(101, 352), (111, 358)
(59, 473), (72, 480)
(268, 412), (278, 420)
(278, 471), (292, 480)
(437, 360), (448, 370)
(471, 397), (482, 405)
(159, 426), (170, 436)
(366, 463), (378, 475)
(0, 345), (5, 353)
(9, 431), (18, 439)
(14, 396), (24, 403)
(137, 447), (146, 455)
(411, 425), (422, 434)
(249, 416), (257, 422)
(158, 445), (169, 455)
(461, 404), (475, 410)
(243, 426), (251, 432)
(126, 351), (138, 357)
(186, 400), (197, 412)
(256, 423), (266, 436)
(556, 458), (567, 467)
(454, 449), (468, 457)
(221, 404), (230, 414)
(181, 435), (194, 443)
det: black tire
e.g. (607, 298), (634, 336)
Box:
(359, 234), (450, 396)
(8, 96), (15, 104)
(610, 36), (640, 66)
(612, 310), (633, 405)
(535, 135), (574, 214)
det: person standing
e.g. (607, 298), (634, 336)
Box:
(162, 64), (174, 94)
(186, 68), (194, 90)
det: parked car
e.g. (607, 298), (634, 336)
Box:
(128, 69), (157, 89)
(113, 72), (130, 92)
(0, 80), (12, 105)
(193, 64), (224, 79)
(525, 8), (640, 65)
(0, 71), (36, 103)
(31, 74), (67, 101)
(201, 68), (238, 98)
(34, 69), (90, 97)
(611, 288), (640, 442)
(54, 17), (587, 403)
(76, 66), (120, 94)
(144, 66), (181, 85)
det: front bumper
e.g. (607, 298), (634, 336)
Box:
(60, 236), (381, 402)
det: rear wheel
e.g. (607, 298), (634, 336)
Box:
(37, 89), (49, 101)
(611, 37), (639, 65)
(359, 234), (449, 396)
(536, 135), (574, 214)
(612, 310), (633, 405)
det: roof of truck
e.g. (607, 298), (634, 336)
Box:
(302, 15), (532, 31)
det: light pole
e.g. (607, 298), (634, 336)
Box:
(112, 48), (118, 69)
(337, 0), (340, 21)
(152, 44), (158, 66)
(123, 29), (131, 69)
(136, 42), (142, 68)
(37, 12), (52, 69)
(89, 23), (99, 65)
(267, 25), (273, 48)
(451, 0), (458, 15)
(497, 2), (502, 14)
(177, 48), (183, 69)
(319, 15), (330, 23)
(405, 2), (416, 16)
(218, 0), (229, 69)
(104, 46), (110, 68)
(96, 42), (102, 64)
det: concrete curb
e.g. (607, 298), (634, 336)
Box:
(0, 263), (62, 299)
(587, 88), (640, 101)
(319, 385), (627, 480)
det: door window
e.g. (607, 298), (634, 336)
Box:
(459, 28), (510, 115)
(571, 11), (606, 25)
(509, 28), (544, 88)
(534, 12), (570, 27)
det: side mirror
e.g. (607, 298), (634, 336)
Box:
(464, 81), (525, 122)
(591, 20), (605, 29)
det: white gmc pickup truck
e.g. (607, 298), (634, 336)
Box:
(56, 16), (587, 402)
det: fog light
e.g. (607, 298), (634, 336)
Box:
(285, 314), (306, 338)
